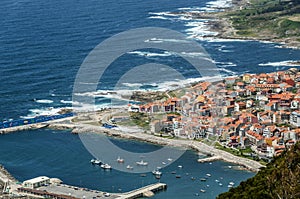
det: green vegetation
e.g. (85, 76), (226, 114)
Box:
(226, 0), (300, 39)
(215, 142), (267, 164)
(130, 112), (150, 130)
(217, 142), (300, 199)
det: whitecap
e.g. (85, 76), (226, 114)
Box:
(148, 16), (170, 20)
(35, 99), (54, 104)
(60, 100), (73, 104)
(259, 60), (300, 67)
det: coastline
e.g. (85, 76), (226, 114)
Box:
(181, 0), (300, 49)
(48, 118), (264, 172)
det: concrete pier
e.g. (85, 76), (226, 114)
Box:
(117, 183), (167, 199)
(198, 156), (221, 163)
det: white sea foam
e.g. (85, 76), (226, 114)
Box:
(259, 60), (300, 67)
(148, 16), (170, 20)
(144, 38), (190, 43)
(214, 61), (237, 67)
(206, 0), (232, 9)
(60, 100), (73, 104)
(35, 99), (54, 104)
(148, 12), (179, 17)
(27, 107), (71, 117)
(127, 51), (174, 57)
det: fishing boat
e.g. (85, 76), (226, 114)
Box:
(136, 160), (148, 166)
(155, 174), (161, 179)
(91, 159), (101, 165)
(117, 157), (124, 163)
(101, 163), (112, 170)
(152, 169), (162, 176)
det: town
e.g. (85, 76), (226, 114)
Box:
(124, 68), (300, 162)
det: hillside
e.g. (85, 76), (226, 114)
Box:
(217, 142), (300, 199)
(223, 0), (300, 47)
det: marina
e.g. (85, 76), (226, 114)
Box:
(18, 180), (166, 199)
(0, 129), (255, 198)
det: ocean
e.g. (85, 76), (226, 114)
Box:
(0, 0), (300, 198)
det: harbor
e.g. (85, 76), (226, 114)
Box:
(1, 171), (167, 199)
(0, 129), (255, 198)
(0, 110), (264, 172)
(0, 113), (74, 134)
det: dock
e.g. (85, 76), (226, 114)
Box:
(198, 156), (221, 163)
(117, 183), (167, 199)
(11, 175), (167, 199)
(0, 113), (74, 134)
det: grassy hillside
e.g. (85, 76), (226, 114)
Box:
(217, 142), (300, 199)
(225, 0), (300, 42)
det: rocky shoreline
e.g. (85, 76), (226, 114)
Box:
(178, 0), (300, 49)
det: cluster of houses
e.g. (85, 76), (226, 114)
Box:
(128, 68), (300, 159)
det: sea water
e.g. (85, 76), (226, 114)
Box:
(0, 0), (299, 198)
(0, 129), (254, 198)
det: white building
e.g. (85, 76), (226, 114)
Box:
(23, 176), (50, 189)
(290, 111), (300, 127)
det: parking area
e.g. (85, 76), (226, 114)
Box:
(39, 184), (121, 199)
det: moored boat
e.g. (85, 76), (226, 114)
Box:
(117, 157), (124, 163)
(152, 169), (162, 176)
(136, 160), (148, 166)
(101, 163), (112, 170)
(91, 159), (102, 165)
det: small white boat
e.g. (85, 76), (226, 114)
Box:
(126, 165), (133, 170)
(162, 162), (166, 165)
(178, 165), (183, 169)
(200, 189), (206, 193)
(228, 185), (233, 188)
(91, 159), (102, 165)
(167, 158), (173, 162)
(219, 183), (223, 186)
(215, 179), (219, 183)
(101, 163), (112, 170)
(229, 182), (235, 186)
(152, 169), (162, 176)
(117, 157), (124, 163)
(136, 160), (148, 166)
(228, 166), (232, 169)
(206, 173), (211, 177)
